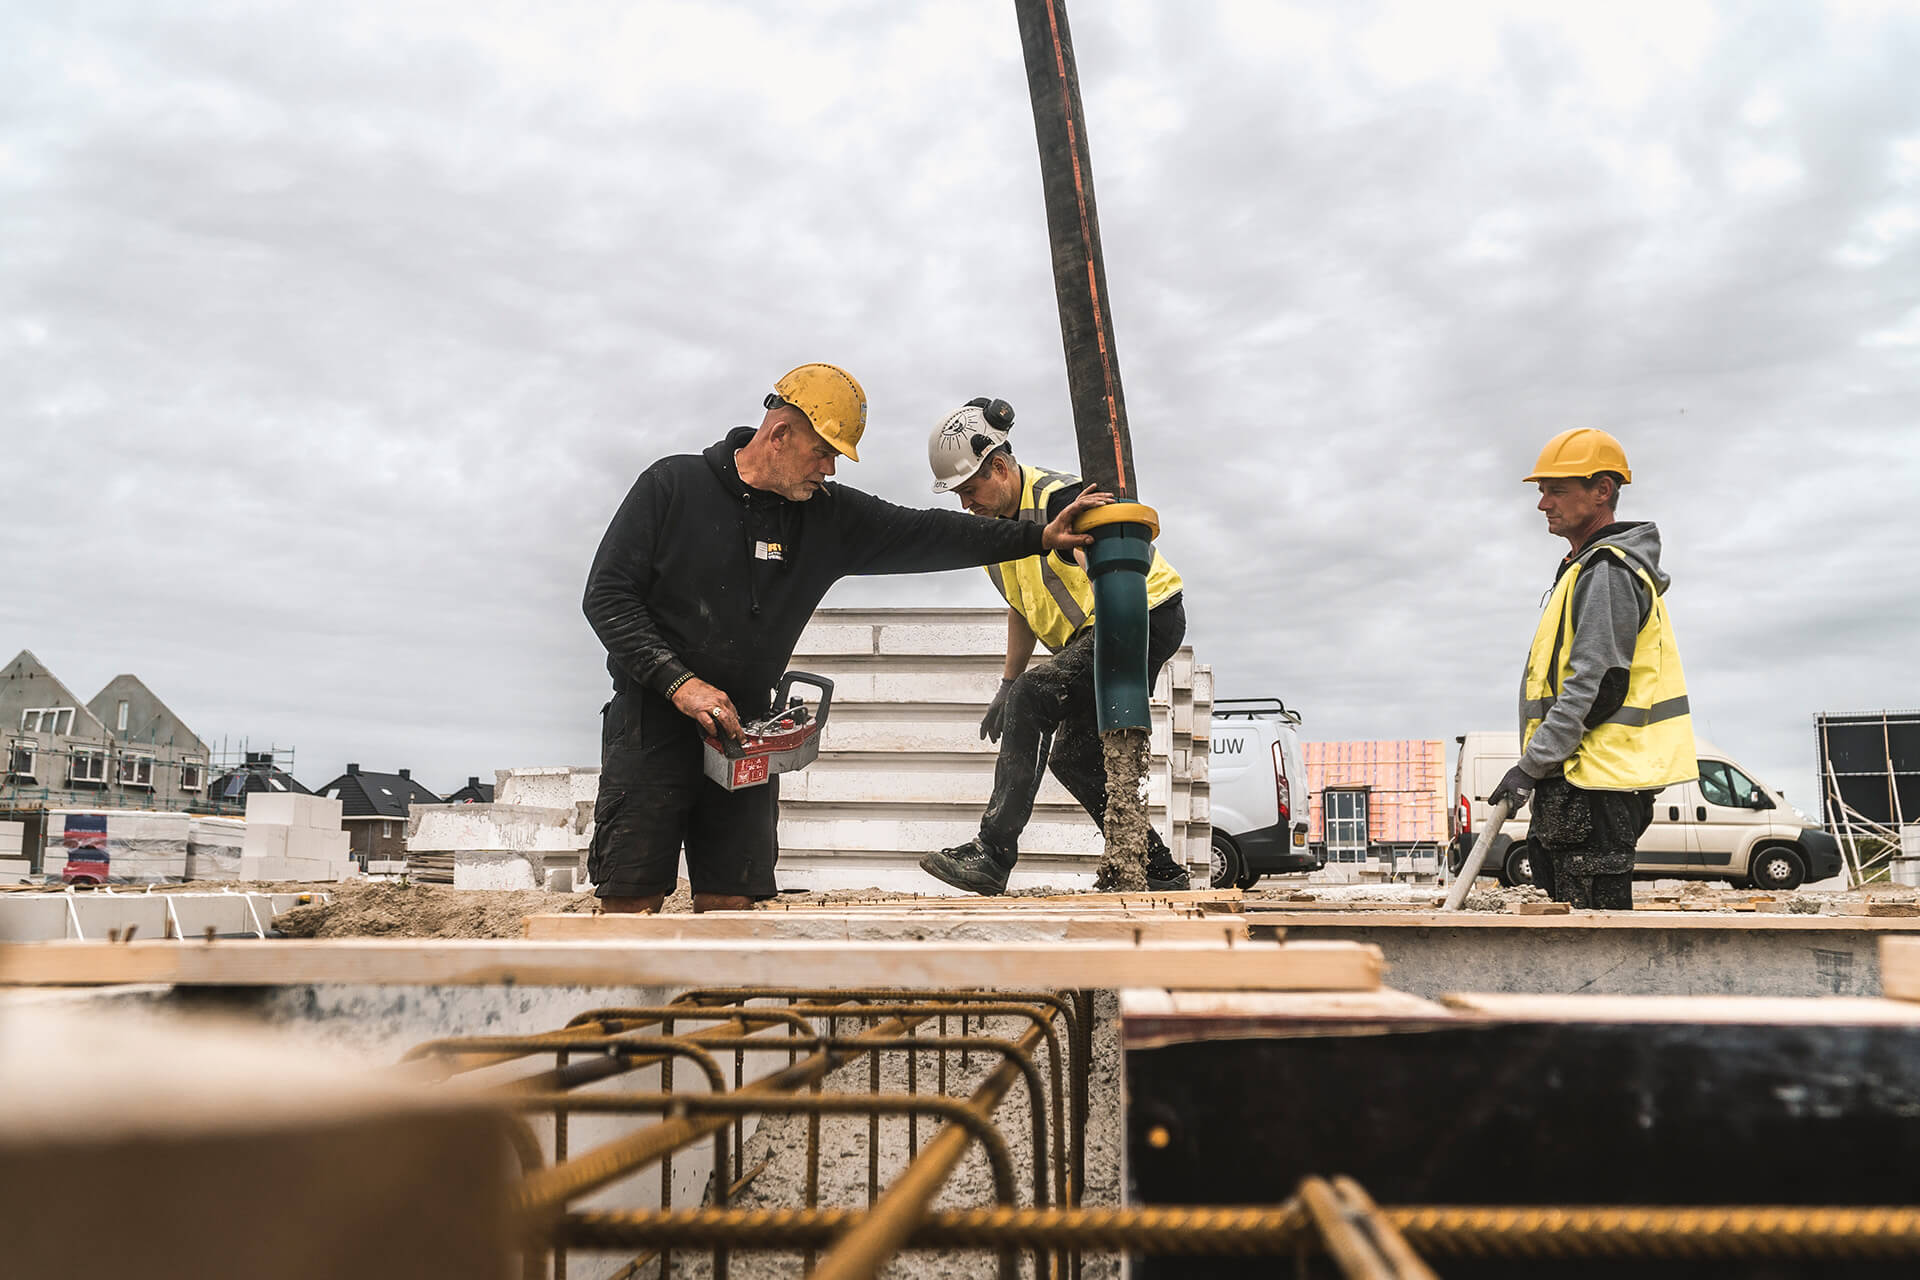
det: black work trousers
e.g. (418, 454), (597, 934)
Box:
(1528, 775), (1656, 910)
(979, 596), (1186, 865)
(587, 687), (779, 900)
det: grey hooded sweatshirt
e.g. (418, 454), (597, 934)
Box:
(1517, 521), (1672, 781)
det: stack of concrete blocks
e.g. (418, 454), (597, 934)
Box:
(406, 801), (581, 891)
(238, 792), (354, 882)
(0, 820), (25, 881)
(495, 766), (601, 881)
(41, 811), (193, 884)
(1895, 824), (1920, 887)
(186, 816), (246, 880)
(775, 607), (1212, 893)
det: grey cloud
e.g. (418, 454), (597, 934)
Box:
(3, 1), (1915, 807)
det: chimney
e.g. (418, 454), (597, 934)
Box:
(468, 776), (480, 788)
(398, 768), (411, 781)
(346, 763), (359, 775)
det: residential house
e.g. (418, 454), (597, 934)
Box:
(444, 776), (496, 804)
(2, 650), (212, 817)
(1305, 739), (1448, 880)
(314, 764), (443, 862)
(205, 751), (313, 807)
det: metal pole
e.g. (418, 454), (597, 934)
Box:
(1441, 799), (1511, 911)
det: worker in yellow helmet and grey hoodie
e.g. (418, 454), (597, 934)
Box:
(1487, 428), (1698, 910)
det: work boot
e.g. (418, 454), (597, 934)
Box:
(919, 837), (1013, 896)
(1144, 850), (1192, 892)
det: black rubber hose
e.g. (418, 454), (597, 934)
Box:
(1014, 0), (1136, 500)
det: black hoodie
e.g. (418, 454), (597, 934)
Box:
(584, 428), (1046, 717)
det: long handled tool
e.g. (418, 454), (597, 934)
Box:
(1441, 798), (1512, 911)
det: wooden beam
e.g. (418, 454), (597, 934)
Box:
(0, 937), (1380, 992)
(1882, 935), (1920, 1002)
(1439, 991), (1920, 1025)
(757, 888), (1241, 911)
(1239, 910), (1920, 932)
(523, 912), (1248, 943)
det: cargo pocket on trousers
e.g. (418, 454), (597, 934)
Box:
(1534, 784), (1593, 850)
(586, 788), (627, 885)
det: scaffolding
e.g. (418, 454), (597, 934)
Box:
(1816, 710), (1920, 886)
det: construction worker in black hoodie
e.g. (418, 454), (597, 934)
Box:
(916, 397), (1192, 896)
(1488, 429), (1698, 910)
(583, 363), (1110, 914)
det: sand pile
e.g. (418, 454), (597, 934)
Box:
(269, 881), (647, 938)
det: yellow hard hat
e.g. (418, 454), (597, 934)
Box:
(1525, 428), (1632, 484)
(766, 363), (867, 462)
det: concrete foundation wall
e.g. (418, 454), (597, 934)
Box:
(1283, 921), (1892, 999)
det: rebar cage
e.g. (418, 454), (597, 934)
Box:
(405, 986), (1920, 1280)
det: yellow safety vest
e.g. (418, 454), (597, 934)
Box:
(1522, 544), (1697, 791)
(985, 465), (1184, 651)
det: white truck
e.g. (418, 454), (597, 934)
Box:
(1207, 698), (1316, 889)
(1450, 730), (1844, 890)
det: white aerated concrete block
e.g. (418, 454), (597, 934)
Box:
(243, 792), (342, 830)
(284, 828), (350, 862)
(791, 623), (876, 656)
(875, 623), (1006, 656)
(408, 806), (576, 853)
(241, 825), (289, 860)
(495, 768), (601, 811)
(453, 850), (540, 890)
(240, 854), (355, 883)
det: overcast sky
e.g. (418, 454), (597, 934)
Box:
(5, 0), (1916, 807)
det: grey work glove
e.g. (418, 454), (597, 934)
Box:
(1488, 763), (1538, 811)
(980, 678), (1016, 743)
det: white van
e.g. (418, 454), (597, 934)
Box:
(1450, 731), (1844, 890)
(1208, 698), (1315, 889)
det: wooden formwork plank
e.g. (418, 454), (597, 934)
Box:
(757, 888), (1241, 911)
(1243, 900), (1439, 913)
(0, 937), (1380, 991)
(1882, 936), (1920, 1002)
(522, 912), (1248, 942)
(1441, 991), (1920, 1025)
(1243, 910), (1920, 931)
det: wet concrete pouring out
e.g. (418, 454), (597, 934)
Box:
(1094, 728), (1151, 891)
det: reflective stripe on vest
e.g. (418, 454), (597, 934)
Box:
(1521, 694), (1692, 728)
(986, 464), (1184, 651)
(1520, 544), (1698, 792)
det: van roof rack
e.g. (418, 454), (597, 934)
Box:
(1214, 697), (1303, 726)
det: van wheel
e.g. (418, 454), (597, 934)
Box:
(1750, 845), (1806, 891)
(1209, 832), (1247, 891)
(1499, 842), (1533, 888)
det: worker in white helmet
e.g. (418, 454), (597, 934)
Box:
(1487, 428), (1698, 910)
(917, 397), (1190, 896)
(583, 366), (1111, 915)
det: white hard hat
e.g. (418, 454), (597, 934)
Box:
(928, 399), (1014, 493)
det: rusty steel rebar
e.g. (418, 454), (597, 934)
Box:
(776, 1000), (1072, 1207)
(408, 987), (1089, 1279)
(811, 1018), (1051, 1280)
(511, 1013), (922, 1222)
(682, 1033), (1053, 1212)
(555, 1202), (1920, 1260)
(503, 1090), (1020, 1217)
(1300, 1176), (1437, 1280)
